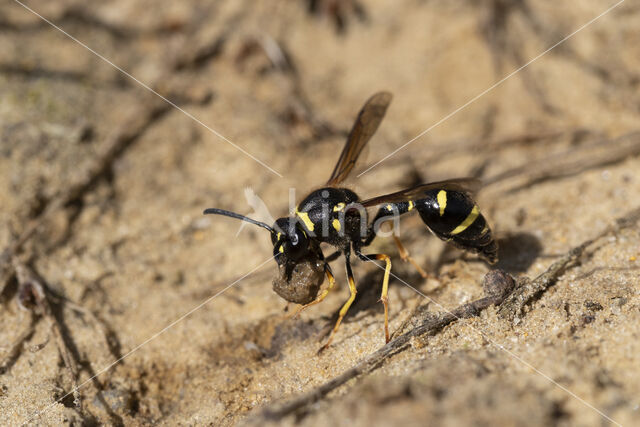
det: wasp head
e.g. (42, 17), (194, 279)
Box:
(271, 217), (312, 267)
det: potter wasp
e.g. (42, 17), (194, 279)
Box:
(205, 92), (497, 350)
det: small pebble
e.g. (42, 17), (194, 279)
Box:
(481, 269), (515, 299)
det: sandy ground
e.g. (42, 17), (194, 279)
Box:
(1, 0), (640, 425)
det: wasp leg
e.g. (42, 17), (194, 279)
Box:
(291, 263), (336, 319)
(392, 234), (428, 278)
(355, 249), (392, 343)
(324, 250), (341, 263)
(320, 250), (357, 352)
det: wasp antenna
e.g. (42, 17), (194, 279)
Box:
(203, 208), (276, 234)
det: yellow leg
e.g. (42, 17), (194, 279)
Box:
(372, 253), (392, 343)
(392, 235), (427, 278)
(320, 257), (357, 352)
(291, 264), (336, 319)
(355, 251), (392, 344)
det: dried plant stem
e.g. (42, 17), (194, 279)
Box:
(259, 271), (515, 421)
(498, 205), (640, 321)
(258, 204), (640, 421)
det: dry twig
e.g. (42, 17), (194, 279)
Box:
(258, 270), (515, 421)
(11, 260), (83, 410)
(0, 17), (226, 418)
(0, 312), (37, 374)
(0, 97), (171, 293)
(0, 25), (220, 294)
(498, 205), (640, 321)
(257, 203), (640, 420)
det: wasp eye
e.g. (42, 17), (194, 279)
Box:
(284, 228), (309, 261)
(271, 218), (310, 263)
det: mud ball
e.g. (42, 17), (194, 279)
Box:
(272, 256), (325, 305)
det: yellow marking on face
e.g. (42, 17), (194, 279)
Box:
(333, 202), (346, 212)
(295, 210), (315, 231)
(450, 205), (479, 235)
(278, 245), (284, 253)
(437, 190), (447, 216)
(386, 204), (393, 211)
(332, 218), (341, 232)
(408, 201), (414, 211)
(277, 232), (281, 240)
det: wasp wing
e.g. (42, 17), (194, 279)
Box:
(327, 91), (392, 186)
(361, 178), (482, 207)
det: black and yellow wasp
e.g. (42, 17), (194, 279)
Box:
(205, 92), (497, 350)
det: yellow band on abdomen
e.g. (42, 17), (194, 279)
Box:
(450, 205), (479, 235)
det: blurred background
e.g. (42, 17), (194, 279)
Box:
(1, 1), (639, 425)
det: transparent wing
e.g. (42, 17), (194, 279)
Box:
(361, 178), (482, 207)
(327, 91), (392, 186)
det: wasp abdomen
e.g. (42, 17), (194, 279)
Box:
(416, 189), (497, 263)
